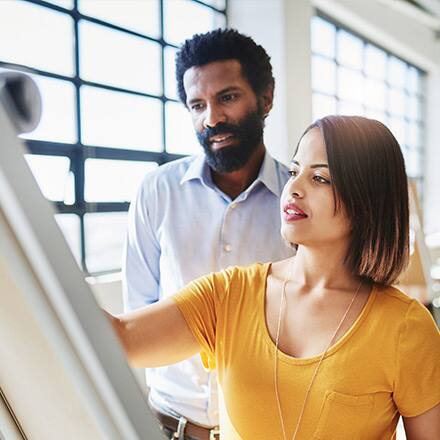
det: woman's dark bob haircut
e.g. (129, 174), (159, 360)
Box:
(297, 115), (409, 286)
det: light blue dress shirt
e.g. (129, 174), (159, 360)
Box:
(122, 151), (294, 426)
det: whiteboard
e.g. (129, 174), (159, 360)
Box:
(0, 100), (163, 439)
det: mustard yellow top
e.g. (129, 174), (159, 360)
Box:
(172, 263), (440, 439)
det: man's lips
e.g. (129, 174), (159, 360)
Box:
(283, 203), (308, 221)
(209, 133), (236, 149)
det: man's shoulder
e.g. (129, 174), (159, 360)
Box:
(271, 156), (290, 174)
(142, 155), (201, 186)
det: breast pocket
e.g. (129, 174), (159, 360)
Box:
(313, 390), (374, 439)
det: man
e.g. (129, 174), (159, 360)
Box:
(123, 28), (294, 439)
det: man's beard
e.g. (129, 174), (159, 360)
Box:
(196, 108), (265, 173)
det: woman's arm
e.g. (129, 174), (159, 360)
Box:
(104, 298), (200, 368)
(403, 402), (440, 439)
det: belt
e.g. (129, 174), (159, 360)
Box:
(148, 402), (220, 440)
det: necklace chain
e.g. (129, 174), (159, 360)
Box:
(274, 265), (362, 440)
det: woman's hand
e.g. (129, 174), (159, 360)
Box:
(103, 298), (200, 368)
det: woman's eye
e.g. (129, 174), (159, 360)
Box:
(313, 175), (330, 184)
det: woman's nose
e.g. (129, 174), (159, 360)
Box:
(285, 175), (305, 199)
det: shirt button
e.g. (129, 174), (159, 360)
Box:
(224, 244), (232, 252)
(230, 203), (238, 209)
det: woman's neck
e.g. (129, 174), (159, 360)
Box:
(288, 244), (359, 293)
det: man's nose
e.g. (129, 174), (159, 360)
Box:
(203, 103), (226, 129)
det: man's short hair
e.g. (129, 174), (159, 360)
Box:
(296, 116), (410, 286)
(175, 28), (274, 105)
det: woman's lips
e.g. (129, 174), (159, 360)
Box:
(283, 203), (308, 222)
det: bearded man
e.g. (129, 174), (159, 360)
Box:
(122, 28), (294, 440)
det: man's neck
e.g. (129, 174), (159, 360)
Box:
(210, 145), (266, 200)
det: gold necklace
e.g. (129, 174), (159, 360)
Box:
(273, 267), (362, 440)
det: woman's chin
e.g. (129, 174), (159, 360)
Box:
(281, 228), (304, 246)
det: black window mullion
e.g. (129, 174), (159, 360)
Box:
(72, 0), (87, 272)
(3, 0), (227, 275)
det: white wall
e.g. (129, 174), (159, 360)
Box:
(228, 0), (313, 163)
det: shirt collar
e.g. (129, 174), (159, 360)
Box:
(180, 154), (213, 187)
(180, 151), (282, 197)
(255, 151), (282, 197)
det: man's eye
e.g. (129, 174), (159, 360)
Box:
(288, 170), (298, 177)
(191, 103), (204, 111)
(313, 175), (330, 184)
(221, 94), (236, 102)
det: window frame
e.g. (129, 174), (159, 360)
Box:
(311, 10), (426, 193)
(0, 0), (228, 275)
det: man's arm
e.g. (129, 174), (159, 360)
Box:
(106, 298), (199, 368)
(403, 402), (440, 439)
(122, 179), (161, 311)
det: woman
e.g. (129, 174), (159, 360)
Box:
(108, 116), (440, 439)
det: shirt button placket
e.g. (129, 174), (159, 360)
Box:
(220, 202), (239, 264)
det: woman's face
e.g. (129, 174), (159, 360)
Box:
(280, 128), (352, 249)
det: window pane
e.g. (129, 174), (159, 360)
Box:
(337, 67), (364, 103)
(79, 20), (161, 95)
(55, 214), (81, 265)
(164, 46), (178, 100)
(365, 78), (386, 111)
(337, 30), (363, 70)
(311, 56), (336, 95)
(408, 122), (422, 148)
(45, 0), (74, 9)
(0, 1), (74, 76)
(21, 74), (77, 143)
(388, 88), (406, 117)
(85, 159), (158, 202)
(365, 109), (387, 125)
(312, 93), (337, 121)
(165, 101), (200, 155)
(25, 154), (75, 204)
(365, 44), (387, 80)
(201, 0), (226, 8)
(84, 212), (127, 273)
(80, 86), (163, 151)
(311, 16), (336, 58)
(404, 147), (422, 178)
(407, 94), (422, 121)
(338, 101), (364, 116)
(388, 116), (406, 146)
(164, 0), (226, 46)
(78, 0), (160, 38)
(388, 56), (407, 90)
(407, 66), (421, 94)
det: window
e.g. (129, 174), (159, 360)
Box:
(311, 13), (425, 187)
(0, 0), (227, 275)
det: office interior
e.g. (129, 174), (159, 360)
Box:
(0, 0), (440, 438)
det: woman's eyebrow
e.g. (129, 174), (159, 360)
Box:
(291, 160), (329, 169)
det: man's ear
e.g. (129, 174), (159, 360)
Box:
(261, 86), (274, 118)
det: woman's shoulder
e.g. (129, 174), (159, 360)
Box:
(221, 261), (272, 284)
(373, 284), (435, 325)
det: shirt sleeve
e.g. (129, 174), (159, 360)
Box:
(171, 270), (231, 371)
(122, 178), (161, 311)
(394, 299), (440, 417)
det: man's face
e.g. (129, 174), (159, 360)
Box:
(183, 59), (270, 173)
